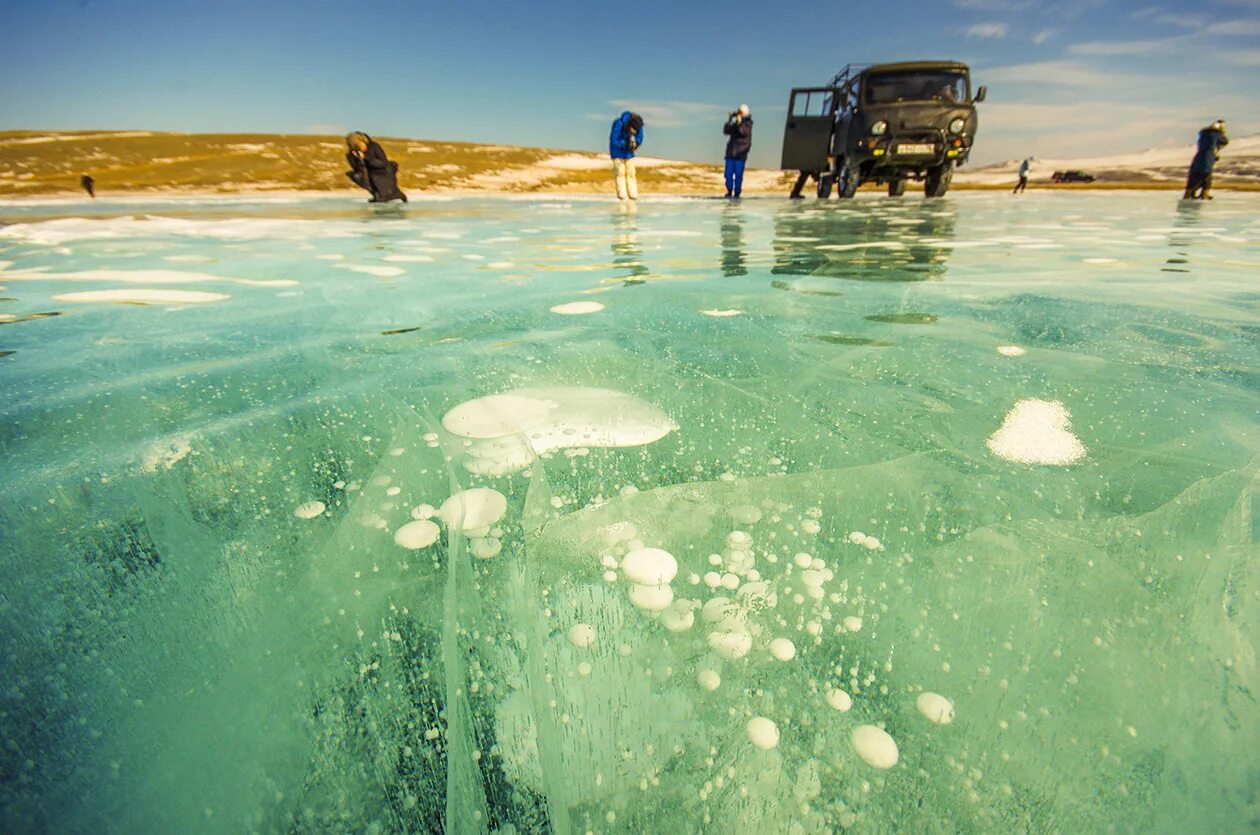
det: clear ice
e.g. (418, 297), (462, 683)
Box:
(0, 193), (1257, 832)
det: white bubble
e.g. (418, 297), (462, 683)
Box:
(469, 537), (502, 559)
(629, 584), (674, 612)
(747, 717), (780, 750)
(732, 505), (762, 525)
(996, 345), (1027, 357)
(851, 725), (898, 768)
(843, 616), (863, 632)
(568, 623), (596, 648)
(294, 500), (325, 520)
(698, 669), (721, 691)
(707, 630), (752, 660)
(801, 519), (821, 535)
(394, 520), (440, 550)
(410, 503), (437, 520)
(917, 692), (955, 724)
(661, 601), (696, 632)
(794, 553), (813, 568)
(700, 308), (743, 317)
(825, 688), (852, 712)
(439, 487), (507, 532)
(622, 547), (678, 586)
(769, 638), (797, 661)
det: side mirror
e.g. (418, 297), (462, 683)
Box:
(974, 86), (987, 103)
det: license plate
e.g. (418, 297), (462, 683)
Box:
(896, 143), (934, 155)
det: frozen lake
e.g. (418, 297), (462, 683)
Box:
(1, 192), (1257, 832)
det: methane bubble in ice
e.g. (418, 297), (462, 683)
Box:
(568, 623), (596, 648)
(661, 600), (696, 632)
(747, 717), (780, 750)
(825, 688), (853, 712)
(916, 692), (955, 724)
(469, 537), (502, 559)
(293, 500), (326, 519)
(550, 301), (605, 315)
(987, 399), (1086, 465)
(997, 345), (1027, 357)
(439, 487), (507, 532)
(769, 638), (797, 661)
(697, 669), (721, 691)
(708, 630), (752, 659)
(441, 387), (676, 475)
(622, 547), (678, 586)
(852, 725), (899, 768)
(700, 308), (743, 317)
(394, 520), (440, 550)
(629, 583), (674, 612)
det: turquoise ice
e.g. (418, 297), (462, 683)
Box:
(0, 193), (1257, 832)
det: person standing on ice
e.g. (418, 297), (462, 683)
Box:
(1013, 157), (1031, 193)
(723, 104), (753, 198)
(609, 111), (644, 200)
(1183, 119), (1228, 200)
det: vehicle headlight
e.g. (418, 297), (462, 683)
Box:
(948, 117), (966, 135)
(870, 120), (888, 137)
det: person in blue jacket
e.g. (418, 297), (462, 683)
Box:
(722, 105), (753, 198)
(610, 112), (644, 200)
(1183, 120), (1228, 200)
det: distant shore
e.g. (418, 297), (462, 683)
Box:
(2, 130), (1256, 198)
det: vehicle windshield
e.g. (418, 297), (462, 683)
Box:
(864, 71), (968, 104)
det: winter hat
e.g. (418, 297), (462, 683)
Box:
(738, 104), (750, 116)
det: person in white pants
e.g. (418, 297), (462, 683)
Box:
(609, 111), (644, 200)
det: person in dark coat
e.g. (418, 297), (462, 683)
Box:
(345, 132), (408, 203)
(722, 105), (753, 198)
(1183, 120), (1228, 200)
(80, 173), (95, 198)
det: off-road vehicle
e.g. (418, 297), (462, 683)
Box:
(781, 61), (985, 199)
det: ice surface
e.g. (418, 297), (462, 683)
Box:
(0, 193), (1257, 833)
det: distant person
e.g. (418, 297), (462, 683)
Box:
(609, 111), (644, 201)
(1013, 158), (1031, 193)
(80, 173), (95, 198)
(345, 132), (407, 203)
(723, 104), (753, 198)
(1183, 119), (1228, 200)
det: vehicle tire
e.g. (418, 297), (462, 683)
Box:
(888, 179), (907, 197)
(837, 159), (859, 199)
(816, 175), (833, 199)
(924, 162), (953, 198)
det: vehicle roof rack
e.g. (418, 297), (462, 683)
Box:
(826, 64), (869, 93)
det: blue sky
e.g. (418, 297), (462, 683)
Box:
(1, 0), (1256, 167)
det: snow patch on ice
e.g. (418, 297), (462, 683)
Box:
(987, 399), (1086, 465)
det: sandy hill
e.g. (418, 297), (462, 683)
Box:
(957, 133), (1260, 185)
(0, 130), (795, 197)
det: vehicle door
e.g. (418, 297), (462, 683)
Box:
(781, 87), (840, 171)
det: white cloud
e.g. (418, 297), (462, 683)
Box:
(1068, 36), (1182, 55)
(604, 99), (726, 128)
(967, 22), (1008, 38)
(954, 0), (1031, 8)
(980, 59), (1136, 87)
(1220, 48), (1260, 65)
(1204, 19), (1260, 35)
(1032, 29), (1058, 44)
